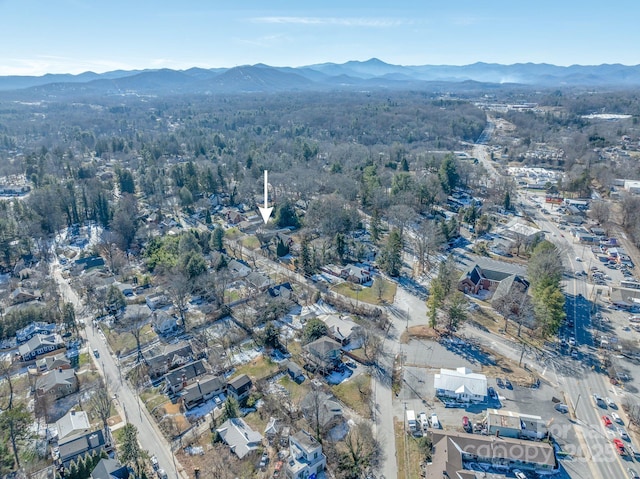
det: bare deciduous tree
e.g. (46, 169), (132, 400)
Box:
(90, 378), (113, 440)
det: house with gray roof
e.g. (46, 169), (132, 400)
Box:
(36, 352), (71, 372)
(285, 430), (326, 479)
(36, 368), (79, 399)
(303, 337), (342, 373)
(58, 430), (107, 468)
(91, 458), (129, 479)
(458, 259), (528, 303)
(226, 374), (252, 402)
(18, 333), (64, 361)
(16, 321), (56, 343)
(216, 418), (263, 459)
(301, 391), (345, 433)
(182, 375), (225, 410)
(164, 360), (207, 394)
(56, 410), (91, 442)
(146, 341), (193, 379)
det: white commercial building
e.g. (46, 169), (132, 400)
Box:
(434, 367), (487, 403)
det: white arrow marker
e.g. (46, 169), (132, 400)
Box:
(258, 170), (273, 224)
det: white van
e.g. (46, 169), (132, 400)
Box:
(430, 413), (441, 429)
(418, 412), (429, 431)
(406, 410), (417, 432)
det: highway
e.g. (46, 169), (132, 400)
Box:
(520, 194), (632, 479)
(50, 264), (187, 479)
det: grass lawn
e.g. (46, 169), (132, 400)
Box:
(242, 235), (261, 250)
(242, 410), (269, 435)
(279, 375), (309, 404)
(140, 387), (167, 413)
(78, 352), (91, 367)
(286, 340), (303, 359)
(225, 227), (242, 240)
(235, 355), (280, 380)
(105, 324), (156, 355)
(332, 279), (397, 305)
(226, 289), (244, 303)
(394, 419), (426, 479)
(332, 374), (371, 417)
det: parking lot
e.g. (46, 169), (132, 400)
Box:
(396, 337), (592, 477)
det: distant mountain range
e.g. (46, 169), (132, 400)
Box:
(2, 59), (640, 96)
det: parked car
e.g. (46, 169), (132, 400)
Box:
(150, 456), (159, 471)
(602, 415), (612, 427)
(513, 470), (527, 479)
(496, 378), (505, 388)
(93, 349), (100, 358)
(606, 397), (617, 408)
(488, 386), (497, 398)
(612, 412), (623, 424)
(593, 394), (606, 407)
(419, 412), (429, 431)
(614, 438), (626, 455)
(505, 379), (513, 390)
(430, 414), (440, 429)
(628, 468), (639, 479)
(619, 428), (630, 441)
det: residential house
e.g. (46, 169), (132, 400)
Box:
(427, 430), (557, 478)
(434, 367), (487, 403)
(300, 391), (345, 434)
(146, 294), (172, 311)
(285, 430), (327, 479)
(16, 321), (56, 343)
(72, 256), (105, 273)
(303, 337), (342, 373)
(36, 353), (71, 373)
(320, 314), (364, 348)
(246, 271), (271, 290)
(486, 409), (547, 440)
(228, 259), (251, 278)
(216, 418), (263, 459)
(58, 430), (107, 468)
(227, 374), (252, 402)
(56, 410), (91, 442)
(18, 333), (64, 361)
(340, 265), (372, 284)
(164, 360), (207, 394)
(268, 283), (294, 300)
(90, 458), (129, 479)
(146, 341), (193, 379)
(264, 417), (280, 442)
(226, 210), (246, 225)
(36, 368), (79, 399)
(152, 310), (179, 335)
(458, 259), (528, 304)
(182, 375), (225, 410)
(10, 287), (41, 305)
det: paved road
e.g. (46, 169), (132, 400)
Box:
(50, 264), (188, 479)
(518, 193), (632, 479)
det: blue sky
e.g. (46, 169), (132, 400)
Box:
(1, 0), (638, 75)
